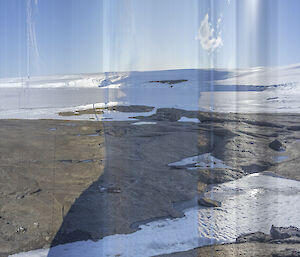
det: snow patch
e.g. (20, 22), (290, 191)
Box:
(132, 121), (157, 125)
(168, 153), (231, 170)
(178, 117), (200, 123)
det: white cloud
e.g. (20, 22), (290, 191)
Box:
(197, 13), (223, 52)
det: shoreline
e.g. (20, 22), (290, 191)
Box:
(156, 242), (300, 257)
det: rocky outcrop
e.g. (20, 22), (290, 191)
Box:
(236, 225), (300, 244)
(236, 232), (271, 243)
(270, 225), (300, 239)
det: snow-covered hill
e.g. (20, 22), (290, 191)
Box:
(1, 64), (300, 120)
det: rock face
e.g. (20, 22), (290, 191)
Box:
(270, 225), (300, 239)
(269, 139), (285, 151)
(198, 197), (221, 208)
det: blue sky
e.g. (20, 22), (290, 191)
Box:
(0, 0), (300, 78)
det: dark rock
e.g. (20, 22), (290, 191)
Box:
(30, 188), (42, 195)
(236, 231), (271, 243)
(270, 225), (300, 239)
(198, 197), (221, 207)
(106, 187), (121, 193)
(106, 105), (155, 113)
(149, 79), (188, 85)
(269, 139), (285, 151)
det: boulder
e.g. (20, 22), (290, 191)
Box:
(198, 197), (221, 207)
(269, 139), (285, 151)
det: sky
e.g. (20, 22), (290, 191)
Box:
(0, 0), (300, 78)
